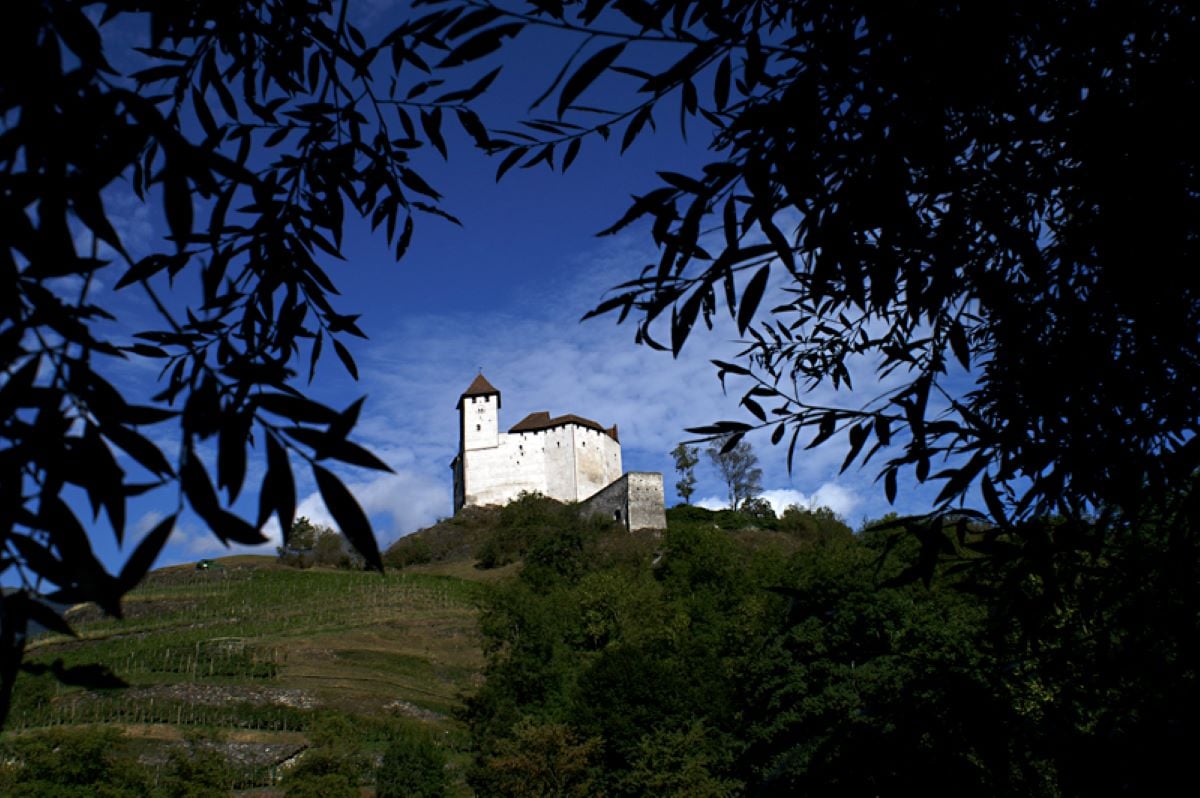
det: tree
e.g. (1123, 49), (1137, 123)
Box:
(706, 435), (762, 511)
(285, 518), (321, 552)
(739, 496), (774, 522)
(2, 0), (503, 720)
(278, 517), (363, 568)
(376, 728), (450, 798)
(778, 505), (852, 545)
(670, 443), (699, 505)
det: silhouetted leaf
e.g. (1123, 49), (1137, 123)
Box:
(714, 54), (731, 110)
(399, 167), (441, 200)
(737, 265), (769, 334)
(621, 106), (652, 153)
(313, 465), (382, 571)
(217, 410), (251, 502)
(332, 338), (358, 380)
(456, 107), (490, 146)
(119, 513), (176, 591)
(496, 148), (524, 181)
(323, 439), (394, 472)
(103, 423), (174, 477)
(439, 66), (502, 104)
(562, 138), (582, 171)
(260, 432), (296, 536)
(181, 449), (220, 519)
(26, 600), (76, 638)
(438, 23), (523, 68)
(840, 422), (869, 473)
(981, 473), (1008, 526)
(256, 392), (338, 424)
(421, 108), (447, 159)
(558, 42), (625, 118)
(162, 169), (192, 249)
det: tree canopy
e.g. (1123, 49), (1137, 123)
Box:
(706, 435), (762, 511)
(670, 443), (699, 504)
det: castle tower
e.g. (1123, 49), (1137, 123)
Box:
(458, 372), (500, 451)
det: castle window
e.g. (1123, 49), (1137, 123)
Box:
(476, 424), (481, 431)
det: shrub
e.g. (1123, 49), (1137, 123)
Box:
(376, 727), (450, 798)
(384, 535), (433, 569)
(0, 726), (148, 798)
(156, 745), (234, 798)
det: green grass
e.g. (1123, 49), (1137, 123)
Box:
(12, 559), (487, 742)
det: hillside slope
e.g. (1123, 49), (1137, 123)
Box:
(8, 555), (490, 794)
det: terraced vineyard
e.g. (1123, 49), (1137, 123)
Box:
(7, 556), (493, 792)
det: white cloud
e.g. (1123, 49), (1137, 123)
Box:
(693, 483), (861, 520)
(293, 467), (450, 549)
(758, 484), (862, 519)
(694, 495), (727, 511)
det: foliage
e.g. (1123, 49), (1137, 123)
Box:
(0, 726), (149, 797)
(286, 517), (322, 552)
(376, 726), (451, 798)
(0, 0), (538, 718)
(283, 772), (358, 798)
(395, 1), (1200, 658)
(156, 744), (235, 798)
(670, 443), (699, 504)
(473, 718), (602, 798)
(385, 534), (434, 569)
(465, 509), (1192, 794)
(706, 436), (763, 510)
(384, 506), (501, 569)
(475, 492), (616, 572)
(402, 0), (1200, 520)
(278, 517), (361, 569)
(739, 496), (774, 521)
(282, 742), (367, 798)
(622, 720), (739, 798)
(777, 504), (852, 544)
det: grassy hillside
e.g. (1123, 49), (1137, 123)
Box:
(8, 554), (495, 794)
(3, 498), (821, 795)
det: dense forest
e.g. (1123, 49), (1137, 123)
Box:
(400, 493), (1195, 796)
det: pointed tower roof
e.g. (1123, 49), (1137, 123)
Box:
(457, 373), (501, 409)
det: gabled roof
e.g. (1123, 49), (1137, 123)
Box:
(509, 411), (551, 432)
(509, 411), (620, 442)
(457, 373), (501, 409)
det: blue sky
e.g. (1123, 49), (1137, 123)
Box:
(36, 4), (954, 576)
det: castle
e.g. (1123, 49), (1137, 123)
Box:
(450, 374), (666, 531)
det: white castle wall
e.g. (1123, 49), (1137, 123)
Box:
(461, 423), (622, 509)
(452, 378), (650, 525)
(461, 394), (498, 450)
